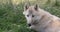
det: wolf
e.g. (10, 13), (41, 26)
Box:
(23, 4), (60, 32)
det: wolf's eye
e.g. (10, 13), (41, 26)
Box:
(27, 15), (29, 17)
(32, 15), (35, 17)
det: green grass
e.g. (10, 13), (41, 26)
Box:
(0, 2), (36, 32)
(0, 0), (60, 32)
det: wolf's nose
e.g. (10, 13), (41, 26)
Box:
(28, 24), (31, 26)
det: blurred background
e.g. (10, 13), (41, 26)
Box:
(0, 0), (60, 32)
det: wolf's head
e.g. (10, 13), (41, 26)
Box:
(23, 4), (44, 27)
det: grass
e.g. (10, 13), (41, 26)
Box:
(0, 2), (35, 32)
(0, 0), (60, 32)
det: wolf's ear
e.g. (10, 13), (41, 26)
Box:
(24, 3), (29, 10)
(34, 4), (38, 11)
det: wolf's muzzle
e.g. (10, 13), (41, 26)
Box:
(28, 24), (31, 26)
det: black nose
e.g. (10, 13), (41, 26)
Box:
(28, 24), (31, 26)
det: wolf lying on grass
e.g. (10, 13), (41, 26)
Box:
(23, 4), (60, 32)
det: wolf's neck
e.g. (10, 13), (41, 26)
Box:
(40, 14), (52, 24)
(33, 14), (53, 32)
(38, 13), (53, 28)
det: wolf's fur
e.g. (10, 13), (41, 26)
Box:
(23, 4), (60, 32)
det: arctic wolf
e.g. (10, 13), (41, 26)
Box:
(23, 4), (60, 32)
